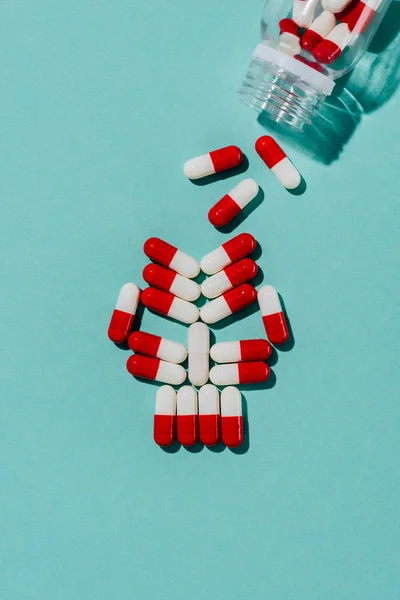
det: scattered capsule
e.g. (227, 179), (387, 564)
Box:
(200, 233), (257, 275)
(141, 287), (199, 324)
(255, 136), (301, 190)
(198, 385), (220, 446)
(177, 386), (198, 447)
(108, 283), (141, 344)
(210, 362), (270, 386)
(301, 10), (336, 51)
(143, 263), (200, 302)
(277, 18), (301, 57)
(292, 0), (319, 27)
(208, 179), (259, 228)
(183, 145), (243, 180)
(154, 386), (177, 447)
(221, 387), (243, 448)
(200, 284), (257, 324)
(210, 339), (272, 363)
(144, 237), (200, 279)
(258, 285), (289, 345)
(188, 323), (210, 387)
(127, 354), (187, 385)
(312, 23), (351, 64)
(201, 258), (258, 299)
(128, 331), (187, 364)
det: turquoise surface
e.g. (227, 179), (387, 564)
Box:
(1, 1), (399, 598)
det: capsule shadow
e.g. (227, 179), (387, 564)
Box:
(160, 440), (181, 454)
(251, 240), (263, 261)
(217, 186), (265, 235)
(287, 175), (307, 196)
(229, 395), (250, 455)
(252, 266), (264, 288)
(267, 345), (279, 368)
(190, 154), (249, 187)
(185, 441), (205, 453)
(207, 440), (226, 453)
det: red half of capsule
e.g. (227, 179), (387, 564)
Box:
(224, 284), (257, 314)
(128, 331), (162, 358)
(301, 29), (323, 52)
(209, 145), (243, 173)
(108, 310), (135, 344)
(237, 362), (270, 384)
(262, 312), (289, 345)
(279, 17), (300, 35)
(141, 287), (175, 316)
(222, 233), (257, 263)
(225, 258), (258, 288)
(143, 263), (177, 293)
(221, 416), (243, 448)
(208, 194), (241, 228)
(154, 414), (176, 447)
(143, 237), (177, 267)
(239, 339), (272, 362)
(255, 136), (286, 170)
(199, 415), (220, 447)
(313, 41), (343, 65)
(177, 415), (198, 447)
(126, 354), (160, 380)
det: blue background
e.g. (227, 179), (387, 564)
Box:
(1, 1), (399, 598)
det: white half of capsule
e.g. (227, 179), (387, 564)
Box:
(200, 296), (231, 324)
(210, 364), (240, 386)
(177, 386), (198, 415)
(229, 179), (259, 209)
(277, 32), (301, 57)
(200, 246), (231, 275)
(307, 10), (336, 37)
(321, 0), (353, 12)
(210, 341), (241, 364)
(170, 273), (201, 301)
(271, 158), (301, 190)
(188, 322), (210, 387)
(183, 153), (215, 180)
(155, 385), (177, 415)
(157, 361), (187, 385)
(323, 23), (351, 51)
(169, 297), (200, 324)
(292, 0), (319, 27)
(115, 283), (141, 313)
(158, 339), (187, 364)
(169, 249), (200, 279)
(199, 384), (220, 415)
(221, 387), (242, 417)
(258, 285), (282, 317)
(201, 270), (232, 299)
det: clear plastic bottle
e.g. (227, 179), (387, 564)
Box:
(239, 0), (392, 129)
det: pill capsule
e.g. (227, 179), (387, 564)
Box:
(210, 362), (270, 386)
(321, 0), (353, 13)
(336, 0), (382, 33)
(312, 22), (351, 64)
(200, 284), (257, 325)
(258, 285), (289, 345)
(141, 287), (199, 324)
(177, 386), (198, 446)
(301, 10), (336, 51)
(255, 136), (301, 190)
(188, 323), (210, 387)
(208, 179), (259, 228)
(143, 263), (201, 302)
(292, 0), (319, 27)
(183, 145), (243, 180)
(277, 18), (301, 57)
(108, 283), (141, 344)
(128, 331), (187, 364)
(210, 339), (272, 363)
(198, 385), (220, 446)
(201, 258), (258, 299)
(221, 387), (243, 448)
(144, 237), (200, 279)
(200, 233), (257, 275)
(154, 386), (177, 447)
(127, 354), (187, 385)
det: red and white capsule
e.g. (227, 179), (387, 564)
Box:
(292, 0), (319, 27)
(336, 0), (383, 33)
(144, 237), (200, 279)
(183, 145), (243, 180)
(127, 354), (186, 385)
(301, 10), (336, 51)
(143, 263), (200, 302)
(201, 258), (258, 299)
(188, 322), (210, 387)
(221, 387), (243, 448)
(208, 179), (259, 228)
(200, 233), (257, 275)
(128, 331), (187, 364)
(277, 19), (301, 57)
(312, 22), (351, 64)
(258, 285), (289, 345)
(141, 287), (199, 324)
(177, 386), (198, 447)
(198, 384), (220, 446)
(321, 0), (353, 13)
(154, 385), (177, 447)
(108, 283), (141, 344)
(210, 362), (270, 386)
(210, 339), (272, 363)
(255, 136), (301, 190)
(200, 284), (257, 324)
